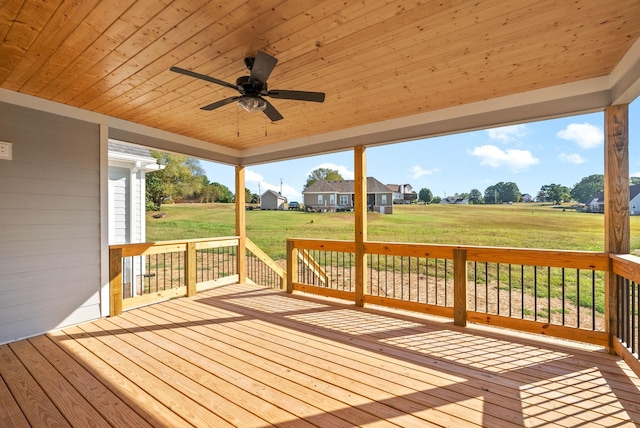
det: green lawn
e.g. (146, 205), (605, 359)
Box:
(146, 202), (640, 260)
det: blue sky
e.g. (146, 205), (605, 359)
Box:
(201, 100), (639, 202)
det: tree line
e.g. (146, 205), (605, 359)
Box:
(417, 174), (611, 205)
(145, 153), (633, 210)
(145, 152), (259, 210)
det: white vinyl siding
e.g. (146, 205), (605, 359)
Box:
(109, 167), (129, 244)
(0, 102), (101, 344)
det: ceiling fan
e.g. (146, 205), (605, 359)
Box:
(170, 51), (325, 122)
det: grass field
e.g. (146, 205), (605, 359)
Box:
(146, 202), (640, 260)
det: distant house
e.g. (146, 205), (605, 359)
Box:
(521, 193), (533, 203)
(586, 184), (640, 214)
(440, 195), (469, 205)
(386, 183), (416, 204)
(260, 189), (287, 210)
(303, 177), (393, 213)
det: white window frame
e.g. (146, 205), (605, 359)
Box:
(318, 195), (323, 204)
(339, 195), (349, 206)
(381, 194), (387, 205)
(329, 194), (335, 205)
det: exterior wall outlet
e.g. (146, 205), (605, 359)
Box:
(0, 142), (12, 160)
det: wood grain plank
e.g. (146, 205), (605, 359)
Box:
(4, 283), (640, 427)
(96, 315), (317, 428)
(4, 0), (102, 90)
(165, 297), (552, 427)
(0, 344), (70, 427)
(72, 322), (239, 428)
(0, 0), (62, 84)
(132, 304), (411, 427)
(27, 334), (153, 428)
(181, 284), (640, 428)
(119, 310), (360, 427)
(144, 300), (484, 426)
(8, 339), (111, 428)
(47, 329), (190, 428)
(0, 375), (29, 428)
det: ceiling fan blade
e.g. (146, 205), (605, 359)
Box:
(267, 89), (325, 102)
(263, 99), (284, 122)
(250, 51), (278, 86)
(170, 66), (238, 91)
(200, 96), (240, 111)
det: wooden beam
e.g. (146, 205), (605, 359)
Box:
(286, 239), (297, 293)
(354, 146), (367, 307)
(109, 247), (123, 317)
(235, 166), (246, 284)
(453, 249), (468, 326)
(185, 242), (196, 297)
(604, 104), (629, 352)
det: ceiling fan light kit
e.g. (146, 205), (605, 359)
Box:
(170, 51), (325, 122)
(238, 96), (267, 112)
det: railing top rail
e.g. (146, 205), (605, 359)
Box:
(288, 238), (610, 270)
(611, 253), (640, 283)
(110, 236), (240, 257)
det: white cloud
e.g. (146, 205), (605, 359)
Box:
(558, 153), (585, 164)
(470, 144), (539, 172)
(556, 123), (603, 149)
(486, 124), (528, 143)
(245, 168), (301, 201)
(307, 162), (354, 180)
(409, 165), (438, 179)
(245, 169), (264, 183)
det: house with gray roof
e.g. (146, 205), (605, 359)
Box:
(302, 177), (393, 214)
(260, 189), (287, 210)
(387, 183), (416, 204)
(587, 184), (640, 214)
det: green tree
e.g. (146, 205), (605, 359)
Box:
(418, 188), (433, 203)
(303, 168), (344, 190)
(484, 182), (520, 204)
(570, 174), (604, 203)
(432, 196), (442, 204)
(210, 182), (234, 203)
(631, 177), (640, 185)
(469, 188), (483, 204)
(484, 185), (498, 204)
(540, 183), (571, 204)
(194, 179), (219, 203)
(244, 188), (253, 203)
(146, 151), (206, 209)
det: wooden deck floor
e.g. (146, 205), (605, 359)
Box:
(2, 284), (640, 427)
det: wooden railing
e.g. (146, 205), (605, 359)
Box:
(611, 254), (640, 375)
(286, 238), (611, 346)
(109, 236), (640, 371)
(109, 237), (284, 316)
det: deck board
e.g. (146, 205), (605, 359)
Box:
(2, 283), (640, 427)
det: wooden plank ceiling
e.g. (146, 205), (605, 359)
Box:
(1, 0), (640, 163)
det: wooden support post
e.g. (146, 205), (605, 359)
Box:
(286, 239), (297, 293)
(354, 146), (367, 307)
(185, 242), (196, 297)
(453, 249), (468, 326)
(604, 104), (629, 352)
(236, 166), (247, 284)
(109, 247), (123, 317)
